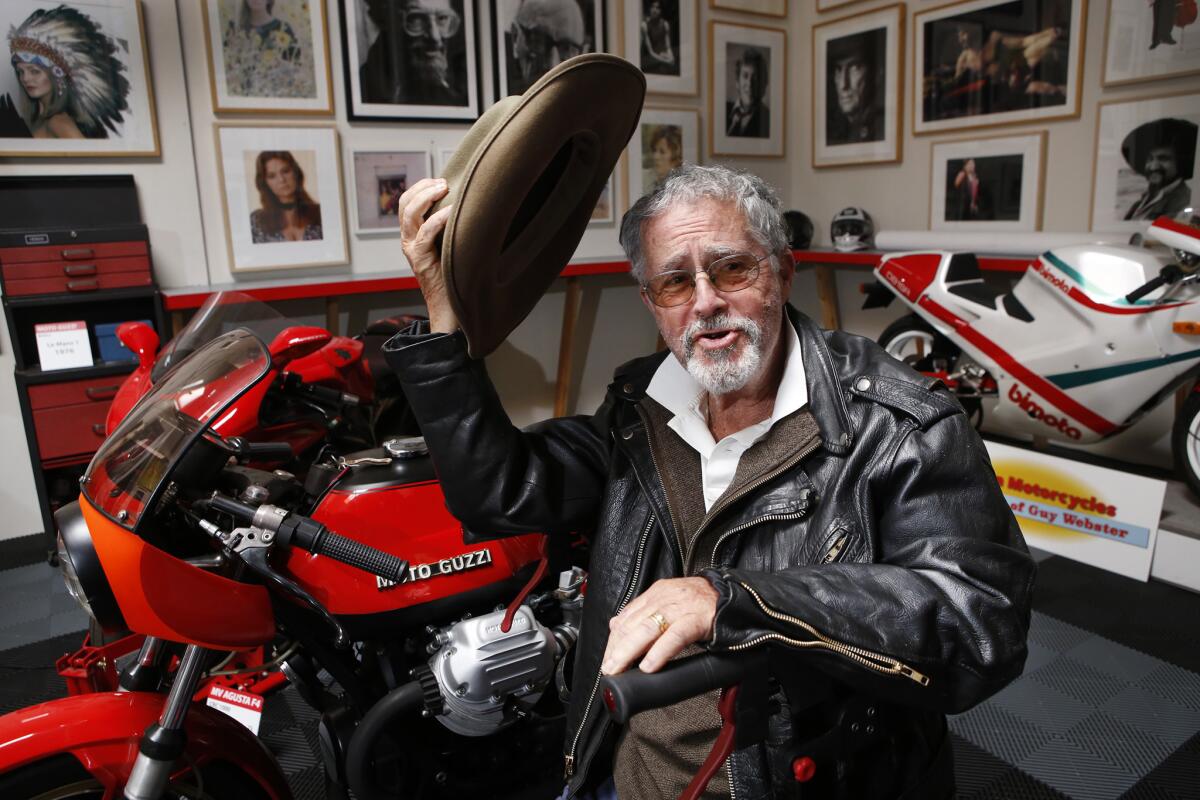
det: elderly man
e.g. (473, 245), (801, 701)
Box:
(385, 165), (1033, 799)
(507, 0), (587, 95)
(1122, 118), (1197, 221)
(361, 0), (467, 106)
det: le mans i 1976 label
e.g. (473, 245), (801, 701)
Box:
(377, 548), (493, 590)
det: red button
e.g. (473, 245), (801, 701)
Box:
(603, 687), (616, 714)
(792, 756), (816, 782)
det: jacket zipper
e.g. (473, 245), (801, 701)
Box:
(564, 512), (656, 781)
(635, 405), (685, 569)
(822, 533), (849, 564)
(707, 509), (811, 572)
(728, 581), (931, 686)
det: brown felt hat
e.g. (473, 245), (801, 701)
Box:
(434, 53), (645, 358)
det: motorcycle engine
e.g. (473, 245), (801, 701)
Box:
(426, 605), (557, 737)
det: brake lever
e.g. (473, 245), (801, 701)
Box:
(198, 520), (349, 648)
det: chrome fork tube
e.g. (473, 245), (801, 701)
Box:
(123, 644), (209, 800)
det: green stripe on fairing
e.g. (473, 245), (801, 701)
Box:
(1047, 347), (1200, 389)
(1042, 251), (1153, 307)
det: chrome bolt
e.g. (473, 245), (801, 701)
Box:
(116, 510), (128, 522)
(455, 684), (469, 697)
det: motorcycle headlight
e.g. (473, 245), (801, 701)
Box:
(54, 502), (126, 632)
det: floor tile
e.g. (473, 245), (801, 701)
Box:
(1019, 737), (1140, 800)
(1102, 685), (1200, 750)
(993, 675), (1096, 736)
(1067, 637), (1169, 684)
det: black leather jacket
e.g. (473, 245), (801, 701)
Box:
(383, 307), (1034, 799)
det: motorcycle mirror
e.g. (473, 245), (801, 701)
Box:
(116, 321), (159, 371)
(269, 326), (332, 367)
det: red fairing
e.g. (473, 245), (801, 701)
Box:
(878, 254), (941, 302)
(289, 337), (374, 401)
(105, 365), (152, 435)
(290, 482), (544, 615)
(0, 692), (291, 799)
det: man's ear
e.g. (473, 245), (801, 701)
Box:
(778, 250), (796, 295)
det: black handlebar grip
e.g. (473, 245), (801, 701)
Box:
(207, 493), (257, 523)
(1125, 275), (1166, 304)
(599, 652), (746, 725)
(311, 529), (409, 584)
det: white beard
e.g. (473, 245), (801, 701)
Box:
(680, 313), (764, 396)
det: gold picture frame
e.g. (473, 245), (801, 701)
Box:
(709, 20), (787, 158)
(709, 0), (786, 19)
(928, 130), (1047, 231)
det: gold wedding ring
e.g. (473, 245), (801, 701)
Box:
(649, 612), (670, 635)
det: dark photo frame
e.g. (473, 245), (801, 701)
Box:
(492, 0), (607, 99)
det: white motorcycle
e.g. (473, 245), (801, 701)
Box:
(863, 212), (1200, 497)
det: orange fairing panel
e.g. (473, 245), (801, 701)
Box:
(80, 496), (274, 649)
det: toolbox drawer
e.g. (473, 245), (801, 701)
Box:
(32, 401), (109, 461)
(2, 255), (150, 281)
(28, 375), (125, 410)
(0, 241), (147, 265)
(4, 271), (153, 297)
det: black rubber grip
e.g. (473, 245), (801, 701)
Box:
(599, 653), (745, 725)
(1125, 275), (1166, 304)
(312, 530), (409, 584)
(207, 493), (257, 523)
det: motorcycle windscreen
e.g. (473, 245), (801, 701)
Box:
(151, 291), (288, 383)
(82, 329), (270, 532)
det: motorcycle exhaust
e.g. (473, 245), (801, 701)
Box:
(344, 680), (426, 800)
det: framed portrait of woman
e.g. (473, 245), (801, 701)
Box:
(623, 0), (697, 94)
(627, 107), (699, 202)
(709, 21), (786, 158)
(201, 0), (334, 114)
(0, 0), (159, 157)
(929, 132), (1045, 231)
(215, 124), (349, 272)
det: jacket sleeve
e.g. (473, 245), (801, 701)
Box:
(704, 410), (1035, 713)
(383, 326), (613, 534)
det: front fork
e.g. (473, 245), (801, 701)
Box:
(123, 644), (210, 800)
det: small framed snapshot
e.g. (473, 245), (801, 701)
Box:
(624, 0), (697, 95)
(350, 150), (432, 237)
(913, 0), (1086, 136)
(812, 3), (904, 168)
(710, 0), (785, 19)
(201, 0), (334, 115)
(215, 124), (349, 273)
(340, 0), (480, 122)
(1090, 92), (1199, 234)
(1102, 0), (1200, 87)
(710, 21), (786, 158)
(494, 0), (606, 99)
(628, 107), (700, 202)
(0, 0), (159, 157)
(929, 132), (1045, 231)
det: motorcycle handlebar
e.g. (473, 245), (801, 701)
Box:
(599, 652), (746, 725)
(1126, 264), (1184, 304)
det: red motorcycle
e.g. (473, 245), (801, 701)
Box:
(0, 326), (583, 799)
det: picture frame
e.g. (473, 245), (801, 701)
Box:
(929, 132), (1046, 231)
(709, 21), (786, 158)
(817, 0), (870, 10)
(201, 0), (334, 115)
(1089, 91), (1199, 234)
(623, 0), (698, 95)
(350, 150), (432, 237)
(340, 0), (481, 122)
(215, 124), (349, 272)
(913, 0), (1086, 136)
(591, 173), (618, 226)
(812, 3), (905, 168)
(1101, 0), (1200, 87)
(627, 107), (700, 202)
(709, 0), (786, 19)
(0, 0), (159, 157)
(494, 0), (606, 99)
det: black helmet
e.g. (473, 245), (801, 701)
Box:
(831, 207), (874, 252)
(783, 210), (814, 249)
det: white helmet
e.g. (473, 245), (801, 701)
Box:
(831, 207), (874, 252)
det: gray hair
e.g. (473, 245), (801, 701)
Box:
(619, 164), (790, 283)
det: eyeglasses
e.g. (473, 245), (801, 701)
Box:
(402, 8), (461, 38)
(642, 252), (771, 307)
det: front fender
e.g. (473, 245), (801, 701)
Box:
(0, 691), (292, 799)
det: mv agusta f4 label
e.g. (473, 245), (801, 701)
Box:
(377, 548), (494, 589)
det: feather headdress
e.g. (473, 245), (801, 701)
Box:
(8, 5), (131, 138)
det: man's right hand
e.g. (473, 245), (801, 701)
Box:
(398, 177), (459, 334)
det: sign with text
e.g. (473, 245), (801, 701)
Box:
(205, 685), (264, 735)
(985, 441), (1166, 581)
(34, 321), (92, 371)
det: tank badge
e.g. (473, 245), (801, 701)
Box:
(377, 548), (494, 590)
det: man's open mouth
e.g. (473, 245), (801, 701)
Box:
(695, 329), (740, 349)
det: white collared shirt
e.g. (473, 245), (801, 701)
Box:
(645, 319), (807, 510)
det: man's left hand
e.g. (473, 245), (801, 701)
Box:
(601, 577), (719, 675)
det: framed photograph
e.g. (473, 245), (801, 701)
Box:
(1102, 0), (1200, 87)
(1090, 91), (1199, 234)
(0, 0), (159, 157)
(812, 4), (905, 168)
(709, 21), (786, 158)
(215, 124), (349, 272)
(591, 174), (617, 225)
(913, 0), (1086, 136)
(817, 0), (870, 9)
(710, 0), (785, 19)
(624, 0), (697, 95)
(340, 0), (480, 122)
(494, 0), (606, 98)
(201, 0), (333, 114)
(350, 150), (432, 236)
(929, 132), (1045, 231)
(627, 107), (700, 201)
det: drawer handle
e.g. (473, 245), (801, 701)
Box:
(63, 264), (97, 276)
(91, 423), (106, 437)
(86, 385), (119, 401)
(67, 278), (99, 292)
(62, 248), (95, 260)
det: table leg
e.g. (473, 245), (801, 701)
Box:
(814, 264), (842, 330)
(554, 277), (583, 417)
(326, 298), (340, 336)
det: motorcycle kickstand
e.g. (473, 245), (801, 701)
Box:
(123, 644), (209, 800)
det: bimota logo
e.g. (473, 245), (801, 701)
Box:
(882, 268), (916, 300)
(1008, 384), (1082, 440)
(1032, 261), (1071, 296)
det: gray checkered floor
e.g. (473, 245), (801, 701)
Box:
(2, 554), (1198, 799)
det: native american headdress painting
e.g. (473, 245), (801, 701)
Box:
(8, 5), (131, 138)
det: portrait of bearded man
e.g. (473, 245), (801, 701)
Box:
(359, 0), (469, 106)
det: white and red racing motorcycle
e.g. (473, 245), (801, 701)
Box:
(863, 212), (1200, 497)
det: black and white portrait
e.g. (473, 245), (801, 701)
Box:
(494, 0), (604, 98)
(623, 0), (695, 94)
(710, 21), (784, 157)
(931, 133), (1044, 232)
(724, 44), (770, 139)
(341, 0), (479, 121)
(639, 0), (679, 75)
(824, 27), (885, 146)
